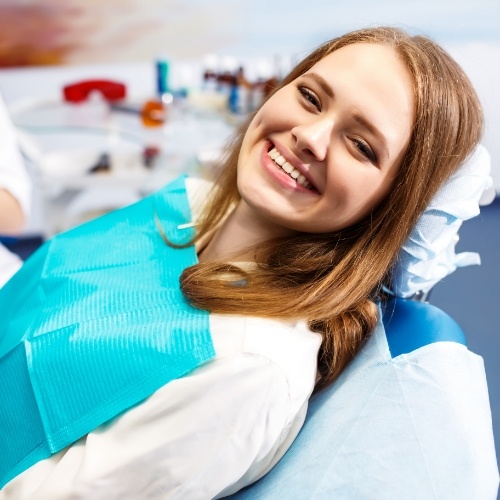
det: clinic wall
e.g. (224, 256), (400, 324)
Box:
(0, 0), (499, 65)
(0, 0), (243, 66)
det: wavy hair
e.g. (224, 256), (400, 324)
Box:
(180, 27), (483, 390)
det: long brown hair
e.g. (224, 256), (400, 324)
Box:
(180, 27), (483, 389)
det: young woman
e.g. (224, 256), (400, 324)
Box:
(0, 27), (491, 498)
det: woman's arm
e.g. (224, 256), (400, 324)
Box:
(0, 188), (25, 234)
(0, 91), (31, 235)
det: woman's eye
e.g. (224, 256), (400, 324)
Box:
(298, 86), (321, 111)
(352, 138), (377, 164)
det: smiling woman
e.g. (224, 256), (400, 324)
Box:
(185, 27), (484, 389)
(0, 27), (496, 499)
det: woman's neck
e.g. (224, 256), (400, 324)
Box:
(197, 200), (295, 263)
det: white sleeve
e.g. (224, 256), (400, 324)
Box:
(0, 91), (31, 217)
(1, 354), (294, 500)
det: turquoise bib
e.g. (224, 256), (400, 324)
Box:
(0, 175), (215, 488)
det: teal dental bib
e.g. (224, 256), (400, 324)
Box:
(0, 175), (214, 488)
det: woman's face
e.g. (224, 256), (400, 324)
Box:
(236, 42), (415, 235)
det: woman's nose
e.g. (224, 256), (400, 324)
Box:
(291, 118), (334, 161)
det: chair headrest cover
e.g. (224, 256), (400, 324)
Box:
(390, 144), (493, 298)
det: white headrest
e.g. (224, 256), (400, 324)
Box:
(390, 144), (494, 298)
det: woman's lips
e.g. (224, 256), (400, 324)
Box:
(267, 147), (314, 190)
(265, 141), (318, 192)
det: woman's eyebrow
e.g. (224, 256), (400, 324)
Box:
(302, 73), (334, 98)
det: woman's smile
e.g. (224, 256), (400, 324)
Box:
(261, 141), (319, 193)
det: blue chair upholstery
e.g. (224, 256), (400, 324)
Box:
(382, 298), (466, 357)
(230, 299), (498, 499)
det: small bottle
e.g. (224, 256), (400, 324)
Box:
(229, 66), (251, 114)
(249, 58), (276, 111)
(202, 54), (219, 92)
(217, 56), (238, 105)
(156, 58), (171, 98)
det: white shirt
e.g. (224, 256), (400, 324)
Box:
(1, 315), (321, 499)
(0, 90), (31, 287)
(1, 178), (322, 499)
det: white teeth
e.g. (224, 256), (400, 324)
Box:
(274, 155), (286, 166)
(268, 147), (313, 190)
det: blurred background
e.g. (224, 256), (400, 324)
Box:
(0, 0), (499, 175)
(0, 0), (499, 481)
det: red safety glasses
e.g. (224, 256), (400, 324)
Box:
(63, 80), (126, 103)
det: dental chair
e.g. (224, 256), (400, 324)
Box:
(230, 297), (499, 499)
